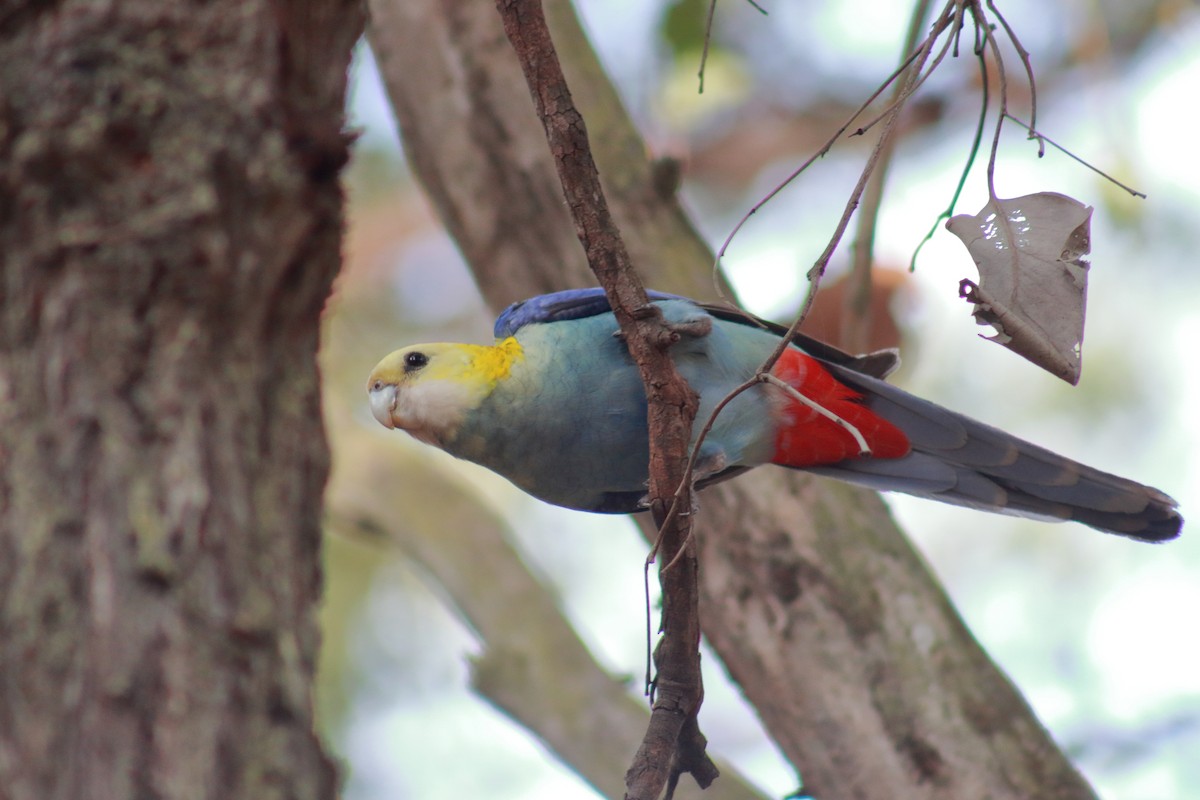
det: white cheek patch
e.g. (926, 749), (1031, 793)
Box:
(395, 379), (475, 445)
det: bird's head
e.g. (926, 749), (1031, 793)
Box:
(367, 339), (522, 446)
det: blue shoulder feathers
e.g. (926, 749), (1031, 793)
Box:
(493, 288), (686, 338)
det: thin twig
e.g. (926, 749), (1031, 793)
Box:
(987, 0), (1039, 147)
(698, 0), (718, 94)
(650, 377), (758, 565)
(698, 0), (769, 94)
(952, 0), (967, 56)
(710, 4), (957, 280)
(1005, 114), (1147, 198)
(760, 374), (871, 455)
(643, 559), (654, 696)
(850, 0), (962, 139)
(909, 6), (990, 270)
(784, 14), (948, 343)
(972, 2), (1007, 202)
(844, 0), (939, 352)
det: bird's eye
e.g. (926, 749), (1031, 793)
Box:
(404, 351), (429, 372)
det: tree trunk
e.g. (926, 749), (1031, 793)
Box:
(367, 1), (1098, 798)
(0, 3), (363, 798)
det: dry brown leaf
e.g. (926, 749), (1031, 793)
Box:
(946, 192), (1092, 384)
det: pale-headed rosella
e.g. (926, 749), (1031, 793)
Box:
(367, 288), (1182, 542)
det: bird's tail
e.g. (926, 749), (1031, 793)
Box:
(769, 352), (1182, 542)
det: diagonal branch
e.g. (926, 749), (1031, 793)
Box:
(493, 1), (712, 796)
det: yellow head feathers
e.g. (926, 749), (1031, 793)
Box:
(367, 338), (523, 443)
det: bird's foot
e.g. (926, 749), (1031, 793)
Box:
(667, 314), (712, 341)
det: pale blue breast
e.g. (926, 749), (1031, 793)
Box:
(445, 299), (781, 512)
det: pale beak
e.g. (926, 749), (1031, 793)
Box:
(368, 383), (398, 429)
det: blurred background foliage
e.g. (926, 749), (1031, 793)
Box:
(317, 1), (1200, 797)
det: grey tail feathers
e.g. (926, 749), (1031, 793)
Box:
(806, 364), (1182, 543)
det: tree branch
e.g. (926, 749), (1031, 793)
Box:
(493, 1), (711, 796)
(0, 1), (362, 796)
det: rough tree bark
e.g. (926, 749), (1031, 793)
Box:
(0, 2), (363, 799)
(368, 1), (1099, 799)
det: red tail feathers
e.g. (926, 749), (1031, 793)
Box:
(771, 349), (910, 467)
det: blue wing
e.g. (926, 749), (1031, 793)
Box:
(493, 287), (899, 377)
(493, 288), (685, 338)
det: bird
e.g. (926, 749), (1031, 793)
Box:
(367, 288), (1182, 542)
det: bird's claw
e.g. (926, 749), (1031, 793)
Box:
(669, 315), (713, 339)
